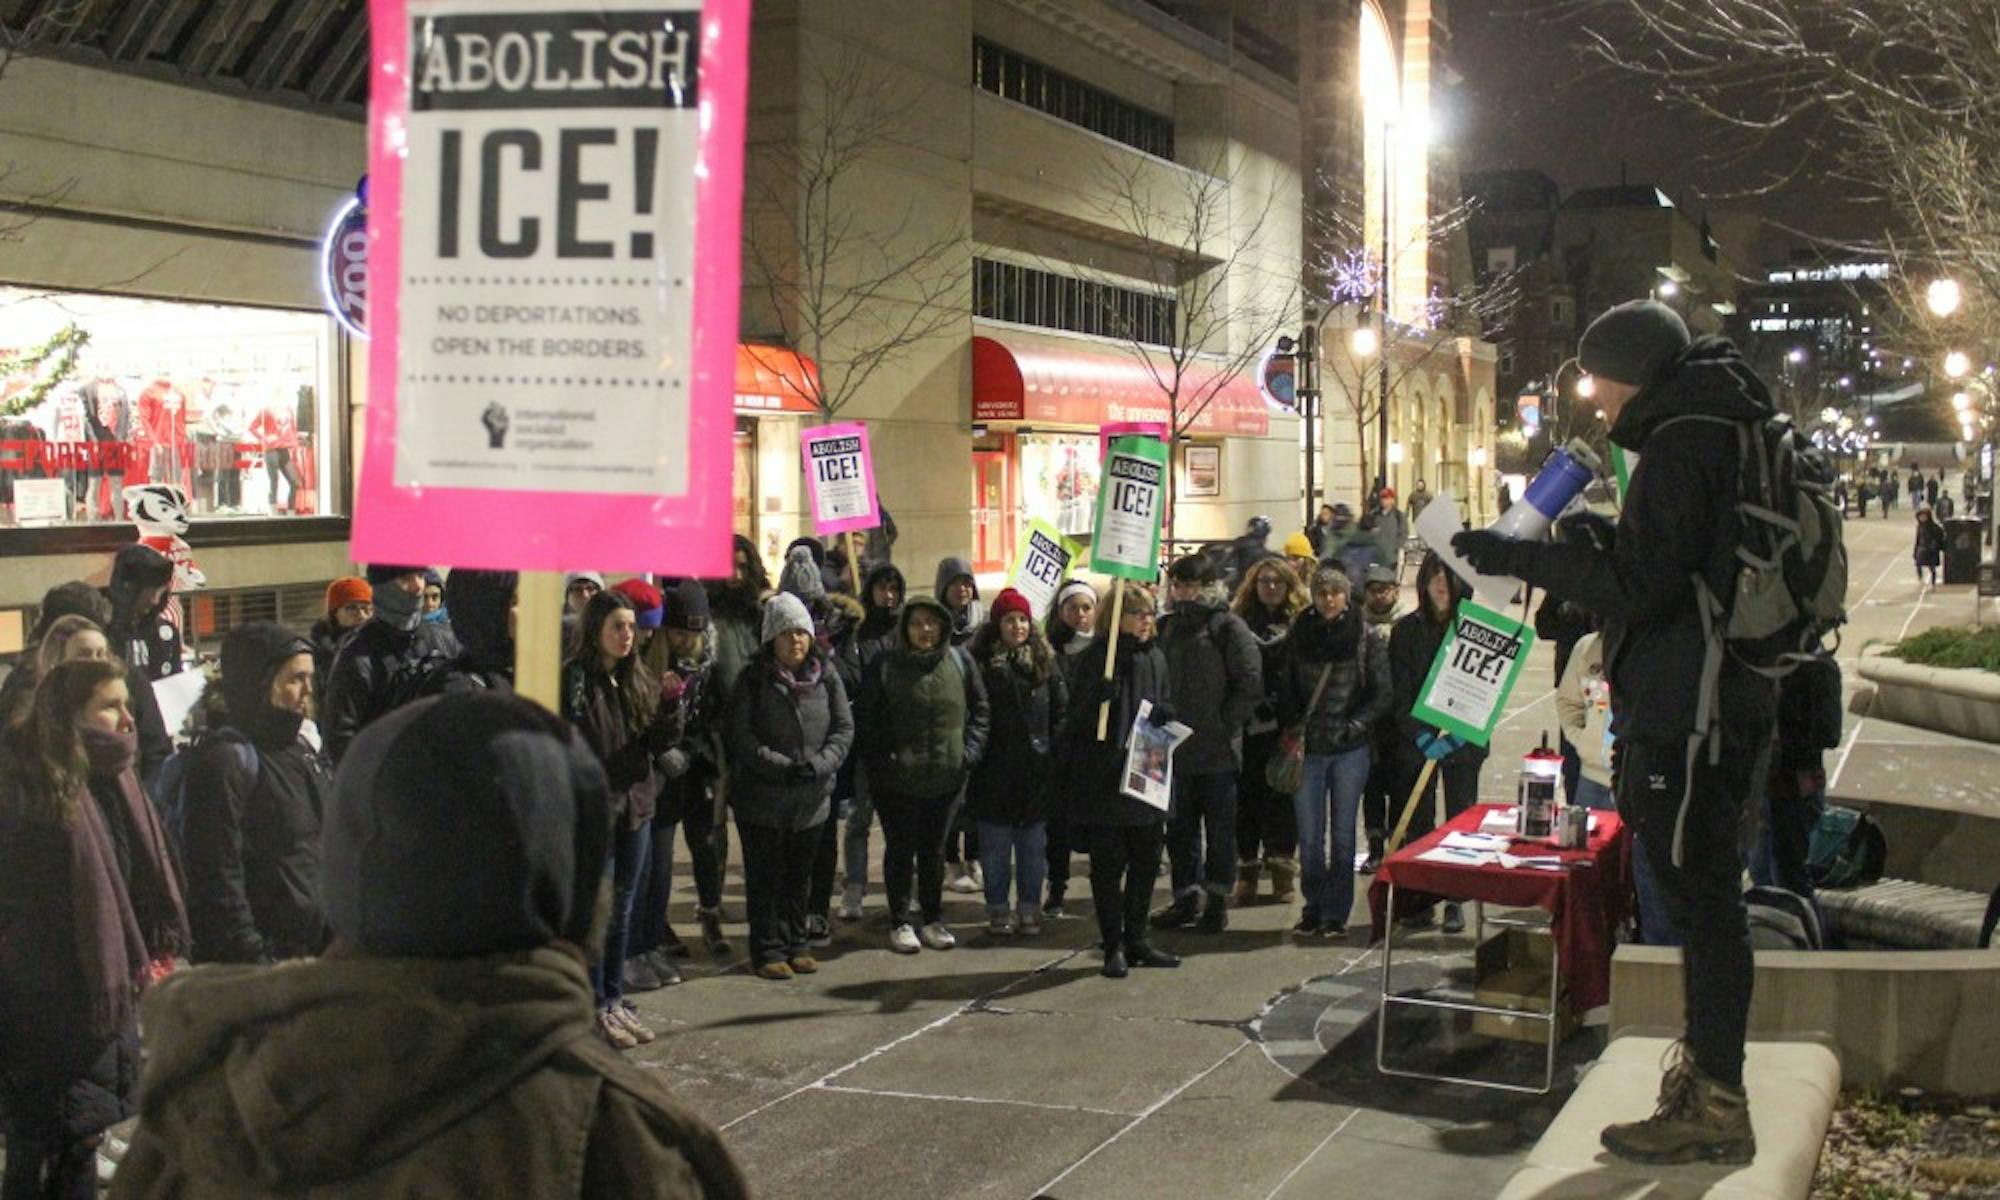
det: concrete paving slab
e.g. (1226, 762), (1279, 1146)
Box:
(1269, 1136), (1525, 1200)
(840, 1006), (1246, 1115)
(720, 1086), (1128, 1200)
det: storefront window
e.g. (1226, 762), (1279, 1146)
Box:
(0, 287), (340, 529)
(1017, 432), (1100, 537)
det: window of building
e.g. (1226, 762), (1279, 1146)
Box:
(972, 37), (1175, 160)
(0, 287), (341, 530)
(1550, 296), (1573, 327)
(974, 258), (1178, 347)
(1485, 247), (1517, 275)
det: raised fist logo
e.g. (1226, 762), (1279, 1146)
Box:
(482, 402), (509, 449)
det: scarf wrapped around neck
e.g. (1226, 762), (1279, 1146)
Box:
(774, 654), (824, 698)
(72, 727), (189, 1040)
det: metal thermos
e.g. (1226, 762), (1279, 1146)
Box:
(1555, 804), (1590, 850)
(1517, 734), (1562, 840)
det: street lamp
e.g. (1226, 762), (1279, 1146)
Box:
(1788, 347), (1807, 365)
(1350, 325), (1379, 359)
(1946, 350), (1973, 379)
(1954, 391), (1973, 413)
(1575, 374), (1597, 400)
(1928, 277), (1964, 318)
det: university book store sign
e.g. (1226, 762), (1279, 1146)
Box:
(356, 0), (750, 575)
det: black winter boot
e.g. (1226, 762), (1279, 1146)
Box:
(1151, 893), (1200, 930)
(1197, 891), (1228, 933)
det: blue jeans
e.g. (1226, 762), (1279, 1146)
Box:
(977, 820), (1048, 916)
(1573, 777), (1615, 810)
(591, 820), (652, 1006)
(1294, 745), (1371, 925)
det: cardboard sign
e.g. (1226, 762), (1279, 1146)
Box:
(1409, 600), (1536, 747)
(353, 0), (750, 575)
(1005, 518), (1081, 619)
(800, 421), (878, 534)
(1090, 434), (1167, 581)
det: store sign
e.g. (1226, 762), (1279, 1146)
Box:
(799, 421), (878, 535)
(1090, 434), (1168, 581)
(1259, 342), (1296, 409)
(1005, 518), (1081, 620)
(355, 0), (751, 575)
(1409, 600), (1536, 746)
(1517, 392), (1541, 434)
(320, 193), (369, 339)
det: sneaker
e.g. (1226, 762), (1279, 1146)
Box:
(839, 882), (866, 921)
(968, 861), (984, 889)
(1441, 902), (1465, 935)
(1600, 1045), (1756, 1165)
(1016, 907), (1044, 936)
(620, 957), (665, 993)
(987, 911), (1015, 937)
(598, 1008), (638, 1050)
(946, 865), (980, 894)
(1151, 895), (1199, 930)
(919, 922), (957, 950)
(1292, 912), (1323, 937)
(699, 907), (730, 955)
(1319, 921), (1347, 939)
(1044, 890), (1067, 918)
(613, 1002), (657, 1044)
(889, 923), (921, 954)
(788, 954), (819, 975)
(642, 948), (684, 986)
(804, 914), (832, 948)
(756, 960), (795, 980)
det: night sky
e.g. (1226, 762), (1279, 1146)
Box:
(1451, 3), (1883, 272)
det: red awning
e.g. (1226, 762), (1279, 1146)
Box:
(736, 344), (820, 414)
(972, 332), (1270, 437)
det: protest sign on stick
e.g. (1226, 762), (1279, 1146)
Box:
(1090, 434), (1168, 739)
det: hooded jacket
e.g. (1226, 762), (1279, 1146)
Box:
(1389, 556), (1489, 769)
(858, 598), (991, 799)
(933, 556), (985, 646)
(1275, 606), (1390, 756)
(181, 623), (330, 964)
(1157, 582), (1263, 775)
(722, 645), (853, 831)
(562, 657), (678, 831)
(320, 617), (461, 765)
(1499, 337), (1780, 745)
(105, 544), (181, 681)
(108, 948), (748, 1199)
(838, 563), (906, 689)
(1058, 633), (1171, 827)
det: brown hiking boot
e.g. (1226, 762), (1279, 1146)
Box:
(1265, 856), (1298, 903)
(1601, 1044), (1756, 1165)
(1232, 860), (1261, 906)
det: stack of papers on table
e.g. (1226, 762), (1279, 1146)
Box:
(1442, 832), (1511, 853)
(1416, 845), (1498, 867)
(1497, 852), (1566, 871)
(1480, 809), (1521, 835)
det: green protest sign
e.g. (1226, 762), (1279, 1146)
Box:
(1089, 435), (1167, 581)
(1006, 518), (1082, 620)
(1409, 600), (1537, 747)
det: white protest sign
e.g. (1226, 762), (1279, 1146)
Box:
(1412, 489), (1519, 612)
(799, 421), (878, 534)
(1006, 519), (1081, 620)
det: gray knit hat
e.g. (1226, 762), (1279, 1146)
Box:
(778, 545), (826, 603)
(761, 592), (814, 644)
(1578, 299), (1691, 387)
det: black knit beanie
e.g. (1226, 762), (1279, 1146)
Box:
(1578, 299), (1691, 387)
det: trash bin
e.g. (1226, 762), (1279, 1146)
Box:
(1944, 518), (1983, 584)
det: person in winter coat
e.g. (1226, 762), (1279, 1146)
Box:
(420, 569), (448, 624)
(2, 659), (187, 1200)
(1277, 563), (1391, 938)
(1059, 583), (1181, 978)
(856, 595), (991, 953)
(635, 579), (731, 962)
(1309, 503), (1354, 560)
(1358, 562), (1404, 870)
(0, 614), (109, 733)
(180, 622), (330, 965)
(309, 576), (372, 697)
(965, 588), (1068, 936)
(7, 582), (172, 786)
(1555, 630), (1615, 810)
(1042, 578), (1097, 915)
(777, 545), (865, 946)
(836, 563), (906, 921)
(110, 690), (749, 1200)
(1226, 515), (1274, 585)
(1152, 554), (1262, 935)
(321, 564), (461, 765)
(1914, 505), (1945, 586)
(1387, 553), (1492, 933)
(1452, 299), (1777, 1164)
(1370, 489), (1408, 579)
(933, 555), (987, 889)
(1230, 556), (1307, 905)
(723, 594), (854, 979)
(707, 534), (768, 702)
(442, 568), (519, 691)
(104, 543), (182, 681)
(562, 590), (679, 1049)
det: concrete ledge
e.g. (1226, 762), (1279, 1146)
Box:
(1609, 945), (2000, 1094)
(1496, 1035), (1839, 1200)
(1856, 654), (2000, 742)
(1836, 791), (2000, 896)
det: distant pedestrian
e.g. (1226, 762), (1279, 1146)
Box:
(1914, 506), (1945, 586)
(648, 578), (731, 956)
(321, 564), (461, 764)
(1927, 476), (1940, 508)
(1938, 491), (1956, 520)
(966, 588), (1067, 936)
(310, 575), (372, 695)
(1228, 515), (1275, 584)
(1408, 479), (1432, 520)
(104, 543), (181, 681)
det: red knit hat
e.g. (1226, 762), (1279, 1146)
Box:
(610, 578), (665, 629)
(990, 587), (1033, 623)
(326, 576), (372, 613)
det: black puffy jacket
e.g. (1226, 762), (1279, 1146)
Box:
(966, 647), (1068, 826)
(1388, 559), (1490, 770)
(1274, 608), (1389, 756)
(1058, 636), (1171, 828)
(1157, 585), (1263, 775)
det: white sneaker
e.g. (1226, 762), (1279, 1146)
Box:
(919, 922), (957, 950)
(968, 862), (984, 889)
(613, 1003), (657, 1044)
(889, 923), (921, 954)
(598, 1008), (638, 1050)
(947, 865), (979, 894)
(839, 882), (865, 921)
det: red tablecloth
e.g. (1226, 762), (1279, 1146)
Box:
(1366, 803), (1631, 1014)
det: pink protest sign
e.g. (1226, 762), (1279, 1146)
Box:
(1098, 421), (1168, 464)
(800, 421), (880, 535)
(353, 0), (749, 576)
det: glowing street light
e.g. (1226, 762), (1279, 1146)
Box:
(1469, 445), (1488, 469)
(1349, 326), (1379, 358)
(1953, 391), (1973, 412)
(1656, 280), (1680, 300)
(1928, 277), (1964, 318)
(1946, 350), (1973, 378)
(1387, 442), (1406, 464)
(1575, 374), (1597, 399)
(1787, 347), (1807, 364)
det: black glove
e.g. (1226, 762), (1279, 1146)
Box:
(787, 759), (818, 783)
(1452, 530), (1522, 577)
(1556, 510), (1618, 554)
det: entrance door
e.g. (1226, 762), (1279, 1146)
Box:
(971, 450), (1011, 574)
(732, 419), (756, 542)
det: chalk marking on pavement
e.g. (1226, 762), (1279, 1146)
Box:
(817, 1082), (1138, 1119)
(1261, 1108), (1361, 1200)
(1494, 686), (1555, 731)
(1828, 717), (1866, 794)
(719, 950), (1082, 1132)
(1029, 1041), (1250, 1196)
